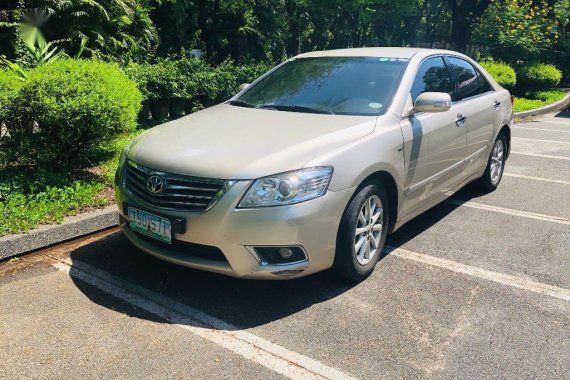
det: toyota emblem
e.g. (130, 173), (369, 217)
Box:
(147, 175), (164, 194)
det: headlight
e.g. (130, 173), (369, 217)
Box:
(238, 167), (333, 208)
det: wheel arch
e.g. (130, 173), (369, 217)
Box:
(358, 171), (399, 233)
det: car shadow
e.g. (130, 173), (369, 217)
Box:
(68, 231), (357, 329)
(385, 183), (485, 252)
(67, 182), (485, 330)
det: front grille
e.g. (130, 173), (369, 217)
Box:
(124, 160), (226, 211)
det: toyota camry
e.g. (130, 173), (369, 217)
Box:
(115, 47), (513, 281)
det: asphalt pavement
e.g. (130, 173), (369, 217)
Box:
(1, 110), (569, 379)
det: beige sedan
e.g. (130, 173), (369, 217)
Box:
(115, 47), (513, 281)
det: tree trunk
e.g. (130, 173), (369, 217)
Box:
(448, 0), (491, 51)
(285, 0), (302, 56)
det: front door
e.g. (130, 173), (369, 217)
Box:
(401, 56), (467, 216)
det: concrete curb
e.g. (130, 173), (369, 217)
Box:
(515, 91), (570, 118)
(0, 206), (118, 260)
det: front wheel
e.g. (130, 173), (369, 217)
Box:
(333, 183), (390, 282)
(478, 133), (507, 192)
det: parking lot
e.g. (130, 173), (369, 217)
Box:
(1, 111), (569, 379)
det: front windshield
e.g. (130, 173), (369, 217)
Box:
(233, 57), (408, 116)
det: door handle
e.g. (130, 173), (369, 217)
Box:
(455, 113), (466, 127)
(494, 99), (501, 109)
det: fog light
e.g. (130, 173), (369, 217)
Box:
(249, 246), (307, 265)
(278, 247), (294, 259)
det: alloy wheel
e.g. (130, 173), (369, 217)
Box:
(354, 195), (383, 265)
(490, 139), (504, 184)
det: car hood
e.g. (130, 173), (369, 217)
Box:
(128, 103), (377, 179)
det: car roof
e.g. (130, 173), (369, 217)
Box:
(295, 47), (459, 60)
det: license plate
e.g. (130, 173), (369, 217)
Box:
(127, 207), (172, 244)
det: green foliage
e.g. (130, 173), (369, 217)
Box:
(6, 0), (158, 64)
(125, 61), (179, 100)
(125, 58), (218, 100)
(479, 61), (516, 88)
(0, 168), (108, 236)
(516, 63), (562, 91)
(99, 130), (144, 184)
(0, 57), (28, 79)
(513, 89), (566, 112)
(0, 70), (22, 131)
(2, 59), (141, 168)
(18, 22), (66, 67)
(125, 58), (272, 103)
(473, 0), (561, 61)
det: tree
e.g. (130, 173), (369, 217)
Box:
(472, 0), (561, 62)
(448, 0), (491, 50)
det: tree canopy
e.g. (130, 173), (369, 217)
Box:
(0, 0), (568, 67)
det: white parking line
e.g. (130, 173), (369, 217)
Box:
(385, 247), (570, 302)
(50, 258), (356, 380)
(445, 199), (570, 226)
(510, 151), (570, 161)
(504, 173), (570, 185)
(515, 126), (570, 133)
(513, 137), (570, 144)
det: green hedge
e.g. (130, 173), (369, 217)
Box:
(2, 59), (141, 168)
(480, 61), (516, 89)
(0, 70), (22, 128)
(125, 58), (272, 103)
(516, 63), (562, 92)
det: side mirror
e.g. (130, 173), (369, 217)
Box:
(238, 83), (250, 91)
(412, 92), (452, 114)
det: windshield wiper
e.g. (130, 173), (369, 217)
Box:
(227, 100), (255, 108)
(257, 104), (335, 115)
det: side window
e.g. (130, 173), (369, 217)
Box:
(410, 57), (454, 103)
(447, 57), (483, 101)
(478, 71), (494, 93)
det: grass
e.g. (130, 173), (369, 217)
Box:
(513, 90), (566, 113)
(0, 169), (109, 236)
(0, 129), (143, 237)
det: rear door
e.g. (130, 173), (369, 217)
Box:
(401, 56), (467, 216)
(445, 56), (498, 180)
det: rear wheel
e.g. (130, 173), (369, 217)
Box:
(333, 182), (390, 282)
(478, 132), (507, 192)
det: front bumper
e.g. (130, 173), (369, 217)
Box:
(116, 180), (355, 279)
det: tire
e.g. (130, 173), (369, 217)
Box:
(478, 132), (507, 192)
(333, 182), (390, 282)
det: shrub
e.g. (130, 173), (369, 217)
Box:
(479, 61), (516, 89)
(124, 61), (183, 100)
(4, 59), (141, 168)
(125, 58), (273, 105)
(0, 70), (23, 126)
(173, 58), (211, 98)
(516, 63), (562, 92)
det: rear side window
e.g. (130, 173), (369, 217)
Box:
(447, 57), (484, 101)
(410, 57), (454, 103)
